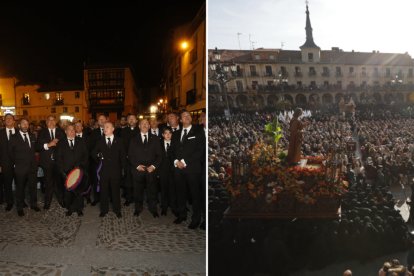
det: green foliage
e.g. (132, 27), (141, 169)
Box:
(265, 118), (283, 144)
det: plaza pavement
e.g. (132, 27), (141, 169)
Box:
(0, 196), (206, 276)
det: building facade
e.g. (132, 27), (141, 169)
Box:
(208, 5), (414, 112)
(83, 64), (139, 122)
(164, 3), (206, 117)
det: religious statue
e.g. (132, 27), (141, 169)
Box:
(287, 108), (309, 165)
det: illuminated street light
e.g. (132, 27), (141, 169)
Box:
(150, 105), (158, 114)
(180, 41), (189, 50)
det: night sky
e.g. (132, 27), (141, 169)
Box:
(0, 1), (204, 89)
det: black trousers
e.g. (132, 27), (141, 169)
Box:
(99, 174), (121, 214)
(1, 169), (14, 205)
(133, 171), (157, 213)
(15, 169), (37, 210)
(174, 170), (201, 223)
(43, 164), (62, 206)
(159, 171), (177, 213)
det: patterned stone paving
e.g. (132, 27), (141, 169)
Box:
(90, 266), (205, 276)
(0, 261), (66, 275)
(0, 201), (82, 247)
(96, 207), (206, 253)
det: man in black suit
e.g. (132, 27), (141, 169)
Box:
(10, 118), (40, 216)
(159, 112), (182, 134)
(120, 114), (139, 206)
(199, 110), (206, 230)
(0, 114), (18, 211)
(36, 115), (65, 210)
(158, 127), (177, 216)
(74, 121), (89, 140)
(92, 121), (126, 218)
(55, 124), (89, 216)
(87, 114), (107, 205)
(149, 118), (162, 140)
(171, 111), (205, 229)
(128, 118), (162, 217)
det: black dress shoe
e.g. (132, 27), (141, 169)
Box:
(174, 217), (186, 224)
(17, 210), (24, 217)
(91, 200), (99, 206)
(188, 220), (200, 229)
(5, 204), (13, 212)
(152, 211), (159, 218)
(133, 210), (141, 217)
(77, 211), (84, 217)
(161, 209), (167, 216)
(31, 206), (41, 212)
(99, 212), (107, 217)
(199, 221), (206, 230)
(65, 211), (72, 216)
(116, 212), (122, 218)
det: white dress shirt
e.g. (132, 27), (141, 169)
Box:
(6, 127), (15, 140)
(20, 131), (31, 147)
(140, 132), (149, 143)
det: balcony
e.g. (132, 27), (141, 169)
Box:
(335, 72), (343, 77)
(321, 72), (330, 77)
(54, 99), (64, 105)
(294, 72), (303, 78)
(250, 72), (258, 77)
(348, 72), (356, 78)
(308, 71), (317, 77)
(88, 90), (125, 109)
(264, 72), (275, 78)
(21, 97), (30, 105)
(360, 73), (368, 78)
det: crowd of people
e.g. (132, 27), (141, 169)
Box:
(0, 110), (206, 230)
(209, 104), (414, 274)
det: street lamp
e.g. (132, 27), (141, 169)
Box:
(274, 71), (288, 93)
(391, 74), (403, 86)
(209, 47), (237, 120)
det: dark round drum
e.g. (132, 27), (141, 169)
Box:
(65, 168), (84, 191)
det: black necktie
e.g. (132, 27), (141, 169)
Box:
(166, 142), (170, 152)
(101, 128), (104, 137)
(8, 129), (12, 140)
(69, 139), (74, 149)
(181, 129), (187, 142)
(50, 129), (54, 140)
(23, 133), (30, 148)
(144, 134), (148, 145)
(107, 137), (112, 148)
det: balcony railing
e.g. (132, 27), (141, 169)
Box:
(321, 72), (330, 77)
(21, 98), (30, 105)
(54, 99), (64, 105)
(308, 71), (317, 77)
(294, 72), (303, 78)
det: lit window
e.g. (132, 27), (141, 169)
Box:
(75, 92), (80, 99)
(44, 93), (50, 100)
(75, 106), (80, 113)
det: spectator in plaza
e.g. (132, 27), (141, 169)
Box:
(115, 115), (127, 137)
(171, 110), (205, 229)
(92, 121), (126, 218)
(55, 124), (89, 217)
(74, 121), (88, 139)
(165, 112), (182, 133)
(0, 114), (18, 211)
(149, 117), (162, 139)
(36, 115), (65, 210)
(10, 118), (40, 216)
(128, 118), (162, 217)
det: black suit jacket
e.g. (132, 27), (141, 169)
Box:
(171, 125), (205, 174)
(36, 127), (65, 168)
(0, 127), (18, 172)
(158, 140), (174, 177)
(120, 127), (139, 152)
(55, 137), (89, 174)
(10, 132), (37, 173)
(128, 133), (162, 175)
(92, 136), (127, 179)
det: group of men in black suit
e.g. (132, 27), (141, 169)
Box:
(0, 110), (206, 230)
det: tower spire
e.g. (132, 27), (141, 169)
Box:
(300, 2), (319, 49)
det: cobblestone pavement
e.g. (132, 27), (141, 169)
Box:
(0, 201), (82, 247)
(97, 207), (205, 253)
(0, 261), (66, 275)
(0, 192), (206, 275)
(90, 265), (205, 276)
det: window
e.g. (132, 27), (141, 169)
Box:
(51, 107), (56, 113)
(310, 81), (316, 88)
(309, 67), (316, 76)
(269, 55), (274, 60)
(236, 81), (243, 92)
(56, 92), (63, 100)
(23, 110), (28, 116)
(386, 68), (391, 77)
(324, 81), (329, 87)
(63, 107), (68, 113)
(265, 66), (273, 76)
(252, 81), (258, 89)
(374, 67), (379, 77)
(322, 67), (329, 76)
(75, 92), (80, 99)
(75, 106), (80, 113)
(44, 93), (50, 100)
(409, 68), (413, 77)
(297, 81), (302, 87)
(361, 67), (367, 77)
(349, 67), (354, 73)
(336, 81), (342, 88)
(23, 93), (30, 105)
(336, 67), (342, 76)
(250, 65), (257, 76)
(308, 53), (313, 61)
(254, 54), (260, 60)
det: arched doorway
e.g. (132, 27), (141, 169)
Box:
(295, 94), (307, 105)
(335, 93), (344, 103)
(267, 95), (279, 107)
(322, 93), (333, 104)
(283, 94), (293, 104)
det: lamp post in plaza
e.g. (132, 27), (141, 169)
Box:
(274, 71), (288, 93)
(209, 47), (237, 121)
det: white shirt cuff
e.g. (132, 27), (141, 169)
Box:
(174, 160), (179, 167)
(44, 143), (49, 150)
